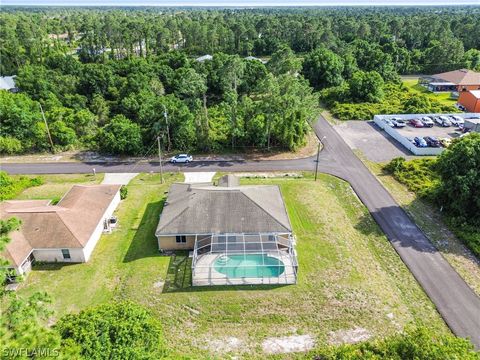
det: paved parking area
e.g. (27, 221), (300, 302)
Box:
(396, 123), (463, 139)
(334, 121), (412, 162)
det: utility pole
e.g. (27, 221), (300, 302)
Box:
(157, 136), (164, 184)
(163, 104), (171, 151)
(315, 136), (326, 181)
(39, 104), (54, 153)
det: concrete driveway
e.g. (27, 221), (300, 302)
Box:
(102, 173), (139, 185)
(184, 172), (216, 183)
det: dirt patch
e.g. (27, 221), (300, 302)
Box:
(262, 335), (315, 354)
(328, 327), (372, 345)
(203, 337), (244, 354)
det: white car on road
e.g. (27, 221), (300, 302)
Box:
(170, 154), (193, 163)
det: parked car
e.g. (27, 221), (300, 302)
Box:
(170, 154), (193, 163)
(435, 116), (451, 127)
(414, 137), (428, 147)
(392, 118), (406, 128)
(439, 137), (452, 148)
(424, 136), (441, 147)
(409, 119), (424, 128)
(421, 116), (434, 127)
(383, 118), (394, 127)
(449, 115), (464, 126)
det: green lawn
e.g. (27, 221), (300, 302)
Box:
(402, 78), (457, 107)
(15, 173), (104, 201)
(17, 173), (447, 359)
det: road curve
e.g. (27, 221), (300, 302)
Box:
(1, 116), (479, 348)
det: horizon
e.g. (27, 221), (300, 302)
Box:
(2, 0), (480, 7)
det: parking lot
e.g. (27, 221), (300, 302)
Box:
(373, 113), (477, 156)
(334, 121), (413, 162)
(396, 123), (463, 140)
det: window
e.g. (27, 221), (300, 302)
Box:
(61, 249), (71, 259)
(175, 235), (187, 243)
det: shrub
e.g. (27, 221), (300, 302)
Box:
(56, 302), (167, 360)
(97, 115), (143, 155)
(120, 185), (128, 200)
(0, 171), (43, 201)
(0, 136), (23, 154)
(383, 157), (439, 198)
(310, 326), (478, 359)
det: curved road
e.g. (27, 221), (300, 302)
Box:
(2, 116), (479, 348)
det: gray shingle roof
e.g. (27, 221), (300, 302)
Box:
(155, 182), (292, 235)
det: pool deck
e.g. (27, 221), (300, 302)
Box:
(192, 252), (297, 286)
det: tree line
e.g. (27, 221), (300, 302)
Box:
(1, 7), (479, 155)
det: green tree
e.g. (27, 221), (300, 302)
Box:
(302, 48), (344, 89)
(435, 133), (480, 222)
(98, 115), (143, 155)
(349, 70), (385, 103)
(56, 302), (167, 360)
(267, 45), (301, 76)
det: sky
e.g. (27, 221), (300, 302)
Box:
(2, 0), (479, 6)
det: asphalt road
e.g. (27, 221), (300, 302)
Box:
(2, 116), (479, 348)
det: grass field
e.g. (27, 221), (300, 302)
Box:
(14, 173), (104, 201)
(16, 172), (447, 358)
(402, 78), (457, 107)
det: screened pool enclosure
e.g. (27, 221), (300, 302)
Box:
(192, 233), (298, 286)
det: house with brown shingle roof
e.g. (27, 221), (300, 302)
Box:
(155, 175), (298, 286)
(421, 69), (480, 93)
(1, 184), (121, 276)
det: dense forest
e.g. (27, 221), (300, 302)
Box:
(1, 7), (479, 155)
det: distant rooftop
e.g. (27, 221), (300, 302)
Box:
(0, 76), (17, 90)
(432, 69), (480, 86)
(195, 54), (213, 62)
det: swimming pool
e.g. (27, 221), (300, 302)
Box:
(214, 254), (285, 278)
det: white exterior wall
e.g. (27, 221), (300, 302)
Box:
(33, 248), (85, 263)
(82, 191), (121, 262)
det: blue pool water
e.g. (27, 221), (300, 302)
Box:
(214, 254), (285, 278)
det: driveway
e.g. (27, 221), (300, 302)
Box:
(102, 173), (139, 185)
(184, 172), (216, 183)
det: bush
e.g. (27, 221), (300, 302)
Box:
(0, 171), (43, 201)
(120, 185), (128, 200)
(0, 136), (23, 154)
(310, 326), (478, 359)
(56, 302), (167, 360)
(383, 157), (439, 198)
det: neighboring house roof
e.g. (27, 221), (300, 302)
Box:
(195, 54), (213, 62)
(155, 178), (292, 235)
(1, 184), (121, 267)
(469, 90), (480, 99)
(432, 69), (480, 86)
(0, 76), (17, 90)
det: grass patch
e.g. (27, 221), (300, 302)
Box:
(402, 79), (457, 107)
(0, 171), (43, 200)
(14, 173), (104, 200)
(17, 173), (446, 358)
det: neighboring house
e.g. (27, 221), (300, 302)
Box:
(1, 184), (121, 276)
(0, 76), (18, 93)
(195, 54), (213, 62)
(155, 175), (298, 286)
(458, 90), (480, 113)
(420, 69), (480, 93)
